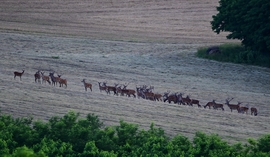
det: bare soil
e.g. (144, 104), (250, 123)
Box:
(0, 0), (270, 143)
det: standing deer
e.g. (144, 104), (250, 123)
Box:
(34, 70), (41, 83)
(82, 79), (92, 91)
(178, 93), (192, 106)
(189, 97), (201, 107)
(103, 82), (118, 95)
(225, 98), (241, 112)
(59, 78), (67, 88)
(40, 71), (51, 84)
(238, 104), (249, 114)
(55, 74), (62, 86)
(213, 100), (224, 111)
(120, 83), (136, 98)
(136, 86), (145, 99)
(49, 72), (57, 86)
(204, 101), (215, 109)
(163, 92), (178, 104)
(154, 93), (163, 101)
(14, 70), (24, 80)
(98, 82), (107, 93)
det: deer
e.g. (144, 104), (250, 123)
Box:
(40, 71), (51, 85)
(163, 92), (178, 104)
(154, 93), (163, 101)
(34, 70), (41, 83)
(178, 93), (192, 106)
(82, 79), (92, 91)
(98, 82), (107, 93)
(212, 100), (224, 111)
(250, 107), (258, 116)
(120, 89), (136, 98)
(103, 82), (118, 95)
(49, 72), (60, 87)
(119, 84), (136, 98)
(14, 70), (24, 81)
(135, 85), (156, 100)
(136, 86), (146, 99)
(58, 77), (67, 88)
(204, 101), (215, 109)
(55, 74), (63, 85)
(238, 104), (249, 114)
(189, 97), (201, 107)
(225, 98), (241, 112)
(143, 91), (155, 101)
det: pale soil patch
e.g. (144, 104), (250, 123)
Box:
(0, 0), (270, 144)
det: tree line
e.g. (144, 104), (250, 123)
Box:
(198, 0), (270, 68)
(0, 110), (269, 157)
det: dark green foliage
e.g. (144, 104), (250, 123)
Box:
(193, 132), (240, 157)
(1, 111), (270, 156)
(257, 134), (270, 153)
(211, 0), (270, 54)
(196, 43), (270, 67)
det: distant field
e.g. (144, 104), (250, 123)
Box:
(0, 0), (269, 144)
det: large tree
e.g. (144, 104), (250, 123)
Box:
(211, 0), (270, 54)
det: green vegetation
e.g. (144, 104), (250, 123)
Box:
(211, 0), (270, 54)
(207, 0), (270, 67)
(51, 56), (60, 59)
(196, 43), (270, 67)
(0, 111), (270, 156)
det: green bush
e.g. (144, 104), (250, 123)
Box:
(196, 43), (270, 67)
(1, 111), (270, 157)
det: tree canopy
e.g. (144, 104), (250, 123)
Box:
(211, 0), (270, 54)
(1, 111), (270, 156)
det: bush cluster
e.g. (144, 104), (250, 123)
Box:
(196, 43), (270, 68)
(0, 111), (270, 157)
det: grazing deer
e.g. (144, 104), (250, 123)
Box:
(14, 70), (24, 81)
(40, 71), (51, 85)
(82, 79), (92, 91)
(213, 100), (224, 111)
(204, 101), (215, 109)
(34, 70), (41, 83)
(251, 107), (258, 116)
(98, 82), (107, 93)
(225, 98), (241, 112)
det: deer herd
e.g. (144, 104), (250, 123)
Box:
(13, 69), (258, 116)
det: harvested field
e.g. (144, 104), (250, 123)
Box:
(0, 0), (270, 144)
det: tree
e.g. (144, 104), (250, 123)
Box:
(192, 132), (239, 157)
(211, 0), (270, 53)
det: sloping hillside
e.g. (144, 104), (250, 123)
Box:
(0, 0), (269, 143)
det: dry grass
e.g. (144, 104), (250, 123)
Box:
(0, 0), (270, 144)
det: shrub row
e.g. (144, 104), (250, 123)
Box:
(196, 43), (270, 68)
(0, 110), (270, 157)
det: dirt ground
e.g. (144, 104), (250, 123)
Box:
(0, 0), (270, 144)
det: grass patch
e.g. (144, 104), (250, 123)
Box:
(51, 56), (60, 59)
(196, 43), (270, 68)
